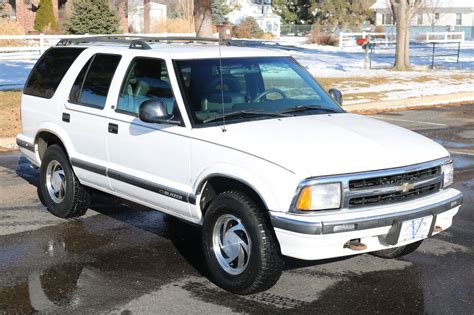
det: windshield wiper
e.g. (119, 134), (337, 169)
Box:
(279, 105), (341, 114)
(203, 109), (288, 123)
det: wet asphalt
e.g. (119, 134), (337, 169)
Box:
(0, 104), (473, 314)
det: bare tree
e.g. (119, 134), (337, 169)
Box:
(421, 0), (445, 31)
(389, 0), (423, 70)
(194, 0), (213, 37)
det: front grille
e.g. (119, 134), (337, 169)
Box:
(349, 166), (440, 190)
(349, 182), (440, 208)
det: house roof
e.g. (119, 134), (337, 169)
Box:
(370, 0), (474, 10)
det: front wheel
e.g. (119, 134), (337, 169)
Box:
(202, 191), (283, 294)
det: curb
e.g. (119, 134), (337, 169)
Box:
(0, 137), (17, 152)
(344, 92), (474, 113)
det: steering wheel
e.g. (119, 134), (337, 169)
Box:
(253, 88), (287, 102)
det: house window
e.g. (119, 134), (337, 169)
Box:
(435, 12), (439, 20)
(383, 14), (393, 25)
(455, 13), (462, 26)
(417, 13), (423, 25)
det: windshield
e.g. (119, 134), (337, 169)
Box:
(174, 57), (343, 126)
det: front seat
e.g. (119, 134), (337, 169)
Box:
(202, 75), (245, 112)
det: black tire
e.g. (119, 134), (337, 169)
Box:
(39, 144), (91, 218)
(371, 240), (423, 259)
(202, 191), (284, 295)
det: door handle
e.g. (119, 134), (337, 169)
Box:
(108, 123), (118, 134)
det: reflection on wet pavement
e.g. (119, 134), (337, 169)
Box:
(0, 206), (204, 313)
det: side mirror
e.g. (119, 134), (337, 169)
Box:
(138, 99), (177, 125)
(328, 88), (343, 105)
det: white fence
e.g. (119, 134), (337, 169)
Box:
(0, 33), (197, 60)
(338, 32), (393, 49)
(422, 32), (465, 43)
(339, 31), (465, 49)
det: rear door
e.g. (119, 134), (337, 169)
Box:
(105, 56), (193, 219)
(63, 53), (122, 189)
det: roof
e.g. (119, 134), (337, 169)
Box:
(60, 42), (287, 59)
(371, 0), (474, 10)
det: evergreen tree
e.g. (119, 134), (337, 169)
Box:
(65, 0), (119, 34)
(273, 0), (370, 27)
(211, 0), (231, 25)
(312, 0), (368, 29)
(34, 0), (58, 32)
(271, 0), (299, 24)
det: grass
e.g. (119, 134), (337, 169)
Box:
(0, 91), (22, 138)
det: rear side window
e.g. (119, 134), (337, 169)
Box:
(69, 54), (121, 109)
(24, 48), (85, 98)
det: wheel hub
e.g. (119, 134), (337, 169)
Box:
(45, 160), (66, 203)
(212, 214), (251, 275)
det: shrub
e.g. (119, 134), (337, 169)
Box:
(234, 17), (264, 39)
(374, 25), (385, 33)
(307, 27), (338, 46)
(0, 19), (25, 46)
(151, 17), (195, 33)
(65, 0), (119, 34)
(34, 0), (58, 33)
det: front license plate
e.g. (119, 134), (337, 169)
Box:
(398, 215), (433, 243)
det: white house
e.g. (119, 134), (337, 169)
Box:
(226, 0), (281, 37)
(371, 0), (473, 29)
(128, 0), (167, 33)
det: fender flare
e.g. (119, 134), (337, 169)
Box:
(35, 122), (77, 162)
(193, 163), (281, 212)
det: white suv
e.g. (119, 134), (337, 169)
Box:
(17, 37), (463, 294)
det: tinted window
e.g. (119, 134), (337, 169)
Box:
(69, 54), (121, 109)
(24, 48), (85, 98)
(117, 57), (181, 122)
(69, 58), (92, 103)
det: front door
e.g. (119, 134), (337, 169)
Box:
(105, 57), (192, 219)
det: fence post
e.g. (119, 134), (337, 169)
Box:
(39, 33), (45, 55)
(431, 42), (436, 69)
(339, 32), (343, 49)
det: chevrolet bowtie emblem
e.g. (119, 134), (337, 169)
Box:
(398, 182), (415, 193)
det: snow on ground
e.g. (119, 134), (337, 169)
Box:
(0, 38), (473, 103)
(277, 37), (474, 77)
(0, 57), (36, 90)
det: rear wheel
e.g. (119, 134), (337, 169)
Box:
(371, 240), (423, 259)
(202, 191), (283, 294)
(39, 144), (91, 218)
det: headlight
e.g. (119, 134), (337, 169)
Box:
(442, 161), (454, 188)
(295, 183), (341, 211)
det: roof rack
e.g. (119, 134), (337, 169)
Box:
(56, 35), (221, 50)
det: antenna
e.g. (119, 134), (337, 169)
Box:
(217, 32), (226, 132)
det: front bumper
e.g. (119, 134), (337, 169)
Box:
(270, 188), (462, 260)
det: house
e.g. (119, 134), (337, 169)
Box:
(370, 0), (474, 39)
(2, 0), (129, 33)
(226, 0), (281, 37)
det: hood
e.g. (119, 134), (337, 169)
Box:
(191, 113), (450, 177)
